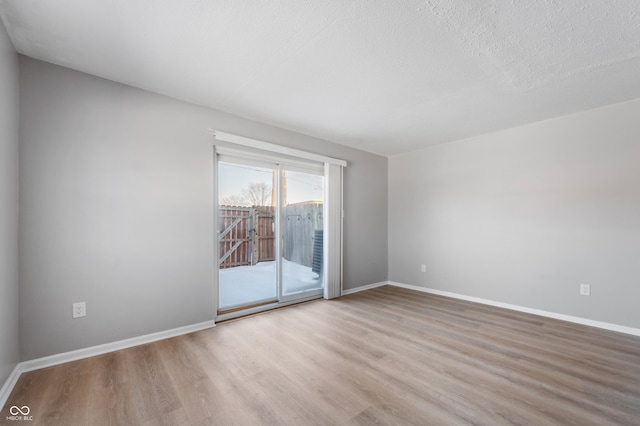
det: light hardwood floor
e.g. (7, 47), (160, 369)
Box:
(2, 286), (640, 425)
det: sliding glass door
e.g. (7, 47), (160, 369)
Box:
(217, 157), (324, 315)
(280, 168), (324, 299)
(217, 160), (277, 312)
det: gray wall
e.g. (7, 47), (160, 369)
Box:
(389, 99), (640, 329)
(0, 19), (20, 384)
(19, 57), (387, 360)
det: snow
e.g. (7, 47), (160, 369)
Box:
(219, 260), (322, 309)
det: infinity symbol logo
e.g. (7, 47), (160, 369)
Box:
(10, 405), (30, 415)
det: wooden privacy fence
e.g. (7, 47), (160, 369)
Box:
(219, 206), (275, 269)
(219, 202), (322, 269)
(282, 202), (323, 268)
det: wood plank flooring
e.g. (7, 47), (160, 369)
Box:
(2, 285), (640, 425)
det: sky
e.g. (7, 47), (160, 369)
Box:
(219, 162), (323, 205)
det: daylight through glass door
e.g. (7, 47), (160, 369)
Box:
(218, 161), (277, 311)
(217, 158), (325, 314)
(281, 168), (324, 298)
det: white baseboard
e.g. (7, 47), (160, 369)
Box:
(387, 281), (640, 337)
(0, 364), (22, 410)
(1, 320), (215, 409)
(341, 281), (387, 296)
(5, 283), (638, 408)
(20, 320), (216, 373)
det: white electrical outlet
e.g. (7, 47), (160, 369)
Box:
(580, 284), (591, 296)
(72, 302), (86, 318)
(420, 264), (427, 273)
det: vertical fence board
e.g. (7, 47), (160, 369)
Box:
(256, 206), (275, 262)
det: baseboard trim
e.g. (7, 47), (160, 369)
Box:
(386, 281), (640, 337)
(20, 320), (216, 374)
(0, 364), (22, 410)
(0, 319), (216, 408)
(5, 282), (638, 407)
(341, 281), (387, 296)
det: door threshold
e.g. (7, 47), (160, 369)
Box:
(216, 294), (323, 322)
(217, 299), (278, 316)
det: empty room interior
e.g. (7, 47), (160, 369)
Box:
(1, 1), (640, 425)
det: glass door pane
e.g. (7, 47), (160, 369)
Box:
(218, 160), (277, 311)
(281, 169), (325, 297)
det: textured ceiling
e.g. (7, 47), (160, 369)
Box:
(1, 0), (640, 156)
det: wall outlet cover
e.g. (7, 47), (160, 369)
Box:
(72, 302), (86, 318)
(580, 284), (591, 296)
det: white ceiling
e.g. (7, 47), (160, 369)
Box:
(1, 1), (640, 157)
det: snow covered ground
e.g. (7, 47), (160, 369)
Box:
(219, 260), (322, 309)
